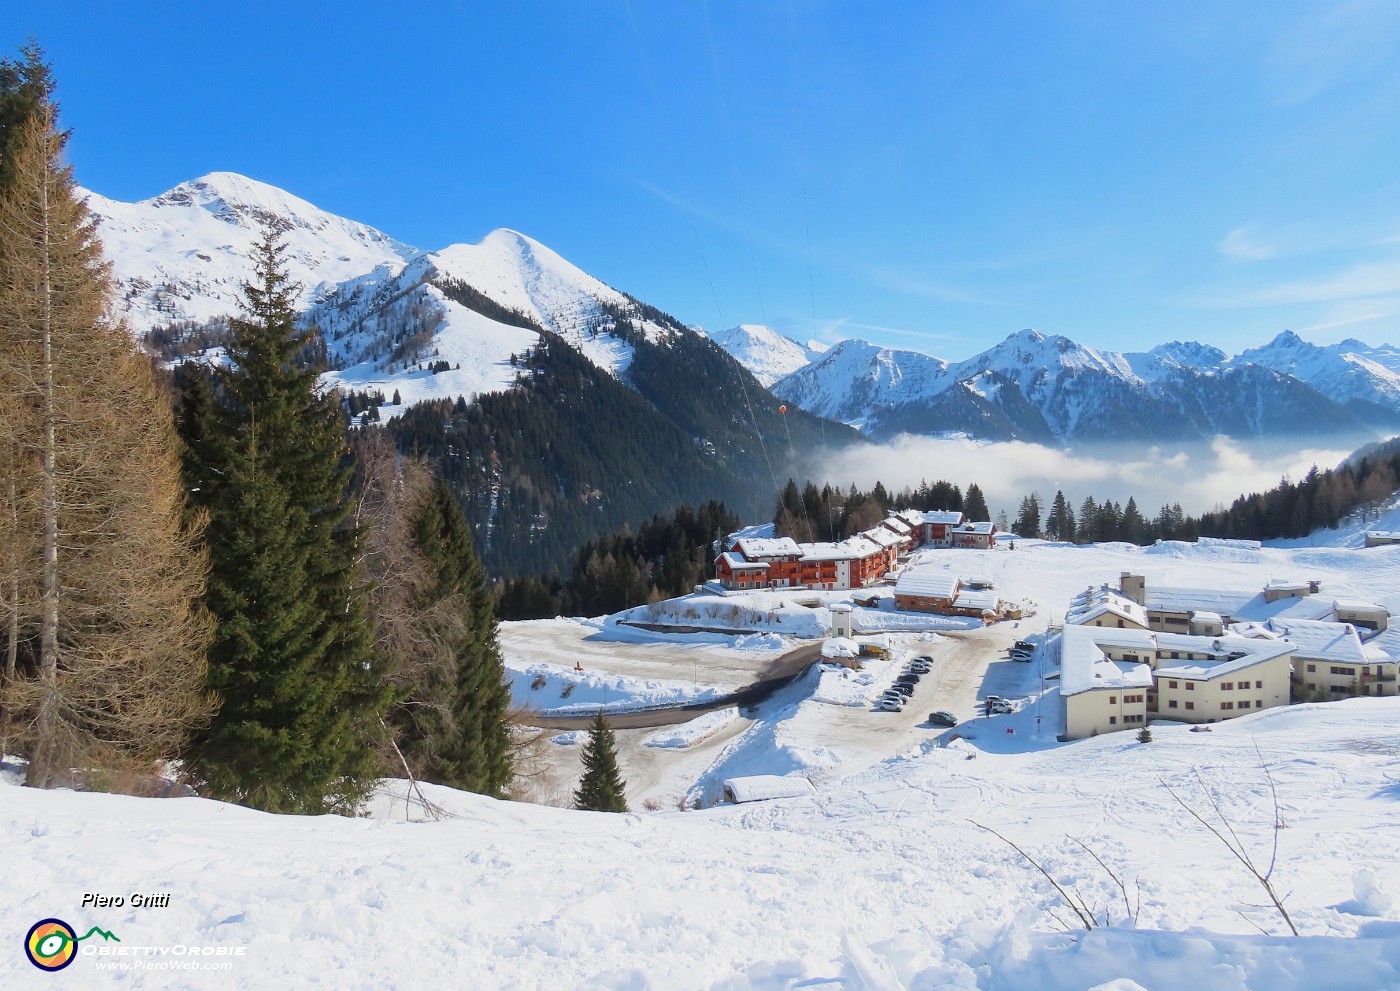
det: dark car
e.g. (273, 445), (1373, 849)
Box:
(914, 655), (934, 664)
(889, 683), (915, 697)
(927, 711), (958, 727)
(1013, 640), (1034, 651)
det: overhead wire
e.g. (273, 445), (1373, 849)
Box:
(621, 0), (783, 508)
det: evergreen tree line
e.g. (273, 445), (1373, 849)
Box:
(772, 478), (989, 541)
(775, 457), (1400, 547)
(496, 501), (739, 621)
(0, 49), (515, 813)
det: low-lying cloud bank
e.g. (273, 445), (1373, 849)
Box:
(818, 434), (1365, 519)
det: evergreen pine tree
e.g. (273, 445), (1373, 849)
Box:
(0, 43), (55, 190)
(963, 483), (990, 522)
(183, 229), (391, 814)
(574, 710), (628, 812)
(417, 481), (514, 796)
(1014, 493), (1042, 538)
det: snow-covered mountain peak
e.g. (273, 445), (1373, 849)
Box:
(84, 173), (418, 333)
(709, 324), (824, 387)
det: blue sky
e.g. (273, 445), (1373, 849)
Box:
(12, 2), (1400, 359)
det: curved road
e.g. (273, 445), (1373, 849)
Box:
(527, 641), (825, 730)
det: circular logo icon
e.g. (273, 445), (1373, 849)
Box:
(25, 919), (77, 971)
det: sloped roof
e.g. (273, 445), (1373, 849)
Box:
(719, 552), (768, 571)
(894, 571), (961, 599)
(1260, 617), (1366, 665)
(800, 536), (883, 562)
(734, 537), (802, 559)
(922, 510), (964, 526)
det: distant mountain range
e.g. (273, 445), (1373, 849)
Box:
(81, 173), (857, 575)
(740, 327), (1400, 445)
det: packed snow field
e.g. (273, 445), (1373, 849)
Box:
(6, 529), (1400, 989)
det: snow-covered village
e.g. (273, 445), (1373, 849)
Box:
(10, 6), (1400, 990)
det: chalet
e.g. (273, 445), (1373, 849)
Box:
(892, 572), (961, 613)
(1364, 530), (1400, 548)
(920, 510), (965, 547)
(1058, 625), (1294, 739)
(860, 526), (904, 571)
(798, 536), (887, 590)
(949, 520), (996, 549)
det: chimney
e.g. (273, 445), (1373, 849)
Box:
(1120, 572), (1146, 606)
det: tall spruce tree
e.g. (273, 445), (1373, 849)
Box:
(963, 483), (990, 523)
(0, 100), (212, 786)
(416, 480), (514, 796)
(574, 711), (627, 812)
(183, 229), (390, 814)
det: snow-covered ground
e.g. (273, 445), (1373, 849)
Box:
(6, 697), (1400, 989)
(6, 528), (1400, 988)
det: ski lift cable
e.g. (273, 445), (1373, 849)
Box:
(698, 0), (829, 540)
(621, 0), (782, 503)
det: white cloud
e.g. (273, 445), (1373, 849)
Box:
(816, 433), (1358, 519)
(1219, 227), (1278, 261)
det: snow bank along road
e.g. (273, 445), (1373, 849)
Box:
(525, 642), (824, 730)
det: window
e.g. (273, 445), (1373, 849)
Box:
(1186, 683), (1195, 691)
(1255, 681), (1263, 689)
(1222, 682), (1233, 691)
(1221, 702), (1233, 710)
(1108, 696), (1117, 705)
(1168, 700), (1178, 709)
(1238, 700), (1251, 709)
(1185, 702), (1194, 710)
(1125, 714), (1143, 723)
(1108, 716), (1117, 725)
(1330, 666), (1356, 676)
(1306, 664), (1316, 673)
(1124, 694), (1144, 704)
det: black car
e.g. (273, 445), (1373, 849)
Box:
(1013, 640), (1034, 652)
(889, 683), (914, 697)
(896, 675), (920, 686)
(927, 711), (958, 727)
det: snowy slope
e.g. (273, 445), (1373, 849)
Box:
(1236, 330), (1400, 413)
(7, 533), (1400, 986)
(83, 172), (419, 333)
(773, 338), (952, 425)
(85, 174), (688, 414)
(5, 698), (1400, 988)
(707, 324), (827, 387)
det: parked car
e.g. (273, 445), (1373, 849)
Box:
(889, 684), (914, 697)
(876, 698), (904, 712)
(897, 673), (920, 684)
(927, 711), (958, 727)
(879, 690), (906, 702)
(1013, 640), (1034, 652)
(1009, 650), (1033, 663)
(908, 661), (932, 673)
(914, 655), (934, 664)
(985, 699), (1015, 714)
